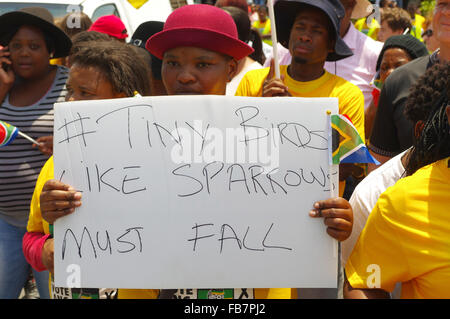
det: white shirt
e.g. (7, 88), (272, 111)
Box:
(342, 149), (408, 266)
(264, 23), (383, 110)
(226, 60), (263, 96)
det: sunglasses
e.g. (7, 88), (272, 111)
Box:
(422, 29), (433, 38)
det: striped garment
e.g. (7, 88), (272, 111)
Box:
(0, 65), (68, 228)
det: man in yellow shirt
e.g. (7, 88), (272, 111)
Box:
(236, 0), (366, 197)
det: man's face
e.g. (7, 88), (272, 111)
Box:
(288, 7), (334, 65)
(433, 0), (450, 46)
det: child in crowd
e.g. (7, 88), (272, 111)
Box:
(22, 40), (153, 299)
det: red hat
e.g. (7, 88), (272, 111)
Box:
(146, 4), (254, 60)
(88, 15), (128, 39)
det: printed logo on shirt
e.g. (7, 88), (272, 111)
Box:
(173, 288), (254, 299)
(51, 279), (118, 299)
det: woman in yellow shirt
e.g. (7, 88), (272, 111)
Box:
(344, 62), (450, 299)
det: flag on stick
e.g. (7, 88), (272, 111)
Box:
(0, 120), (18, 147)
(267, 0), (280, 79)
(331, 114), (379, 165)
(0, 120), (41, 147)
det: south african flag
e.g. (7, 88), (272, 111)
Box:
(0, 120), (18, 147)
(331, 114), (379, 165)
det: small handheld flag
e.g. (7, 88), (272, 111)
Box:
(0, 120), (41, 147)
(331, 114), (379, 165)
(0, 120), (18, 147)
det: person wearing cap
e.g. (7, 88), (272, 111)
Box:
(88, 15), (128, 42)
(368, 0), (450, 171)
(263, 0), (383, 112)
(237, 0), (365, 197)
(365, 34), (429, 137)
(0, 7), (72, 299)
(129, 21), (167, 96)
(119, 4), (353, 300)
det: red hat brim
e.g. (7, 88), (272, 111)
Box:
(146, 27), (254, 61)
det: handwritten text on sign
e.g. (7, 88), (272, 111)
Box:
(53, 95), (339, 289)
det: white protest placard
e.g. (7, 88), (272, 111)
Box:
(53, 95), (339, 289)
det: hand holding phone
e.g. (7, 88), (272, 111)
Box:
(0, 45), (15, 96)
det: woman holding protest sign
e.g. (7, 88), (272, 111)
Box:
(33, 4), (354, 300)
(22, 40), (154, 299)
(145, 4), (353, 299)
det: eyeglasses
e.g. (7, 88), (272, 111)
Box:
(422, 29), (433, 38)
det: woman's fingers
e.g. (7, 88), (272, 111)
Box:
(40, 180), (82, 223)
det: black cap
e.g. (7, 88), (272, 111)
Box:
(130, 21), (164, 80)
(376, 34), (429, 71)
(274, 0), (353, 62)
(130, 21), (164, 49)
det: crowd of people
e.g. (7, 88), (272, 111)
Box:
(0, 0), (448, 300)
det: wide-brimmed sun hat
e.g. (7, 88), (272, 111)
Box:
(0, 7), (72, 58)
(274, 0), (353, 62)
(146, 4), (254, 60)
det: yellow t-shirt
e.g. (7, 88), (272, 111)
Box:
(28, 156), (159, 299)
(252, 19), (272, 46)
(346, 157), (450, 298)
(236, 65), (366, 196)
(29, 158), (291, 299)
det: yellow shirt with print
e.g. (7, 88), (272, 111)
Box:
(29, 158), (293, 299)
(346, 157), (450, 298)
(27, 157), (159, 299)
(235, 65), (366, 196)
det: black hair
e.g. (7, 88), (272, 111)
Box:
(70, 40), (151, 97)
(215, 0), (248, 13)
(71, 30), (111, 45)
(405, 62), (449, 123)
(404, 62), (450, 176)
(221, 6), (265, 65)
(67, 31), (111, 65)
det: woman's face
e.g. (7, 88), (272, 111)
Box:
(379, 47), (412, 83)
(8, 25), (51, 79)
(65, 64), (125, 101)
(161, 46), (237, 96)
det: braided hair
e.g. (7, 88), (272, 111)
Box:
(70, 40), (151, 97)
(404, 62), (450, 176)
